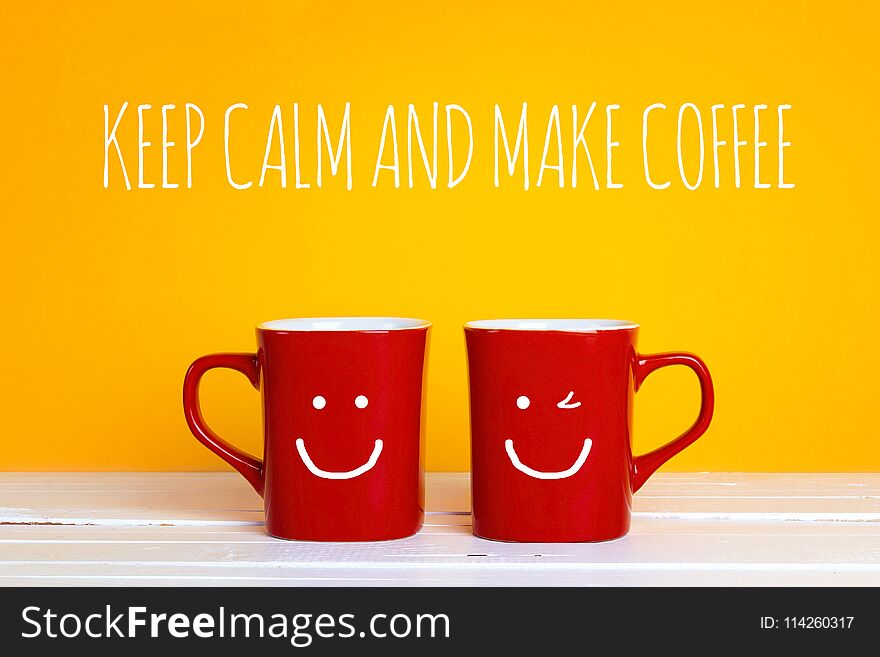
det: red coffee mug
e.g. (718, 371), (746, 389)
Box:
(183, 317), (431, 541)
(465, 319), (714, 542)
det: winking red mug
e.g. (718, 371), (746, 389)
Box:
(465, 319), (714, 542)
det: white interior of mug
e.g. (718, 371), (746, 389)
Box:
(465, 319), (638, 331)
(259, 317), (431, 331)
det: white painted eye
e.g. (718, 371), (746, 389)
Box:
(557, 391), (582, 409)
(312, 395), (326, 410)
(516, 395), (530, 409)
(355, 395), (369, 409)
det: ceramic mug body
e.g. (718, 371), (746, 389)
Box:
(465, 319), (714, 542)
(184, 317), (430, 541)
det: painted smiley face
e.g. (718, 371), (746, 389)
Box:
(295, 394), (383, 480)
(505, 390), (593, 480)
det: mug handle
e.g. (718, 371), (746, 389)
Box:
(183, 353), (264, 496)
(631, 352), (715, 492)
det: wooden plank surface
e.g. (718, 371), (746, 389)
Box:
(1, 473), (879, 586)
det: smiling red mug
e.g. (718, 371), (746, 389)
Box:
(183, 317), (431, 541)
(465, 319), (714, 542)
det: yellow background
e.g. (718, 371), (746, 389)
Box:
(1, 2), (878, 472)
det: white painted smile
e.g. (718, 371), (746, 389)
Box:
(505, 438), (592, 480)
(295, 438), (383, 480)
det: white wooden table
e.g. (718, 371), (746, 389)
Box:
(1, 473), (879, 586)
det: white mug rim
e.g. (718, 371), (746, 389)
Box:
(464, 319), (639, 332)
(258, 317), (431, 332)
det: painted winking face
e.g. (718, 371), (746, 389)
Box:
(295, 393), (383, 480)
(504, 390), (593, 479)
